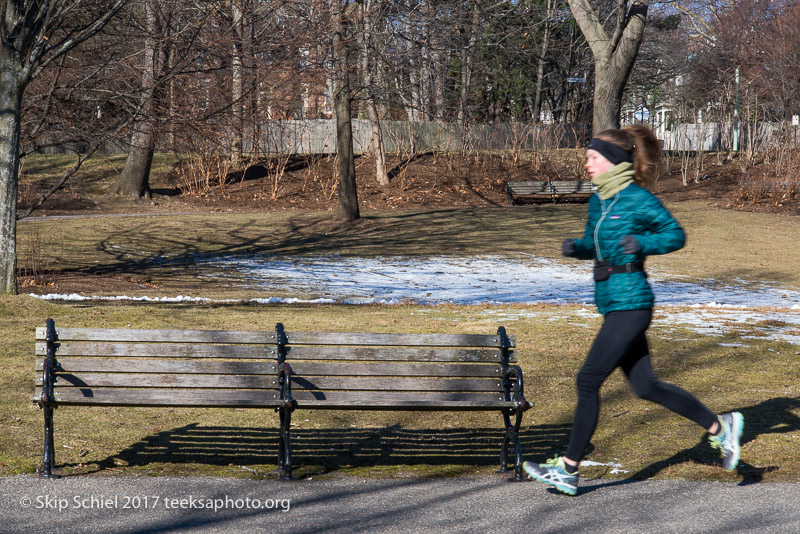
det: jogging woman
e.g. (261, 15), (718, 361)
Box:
(523, 125), (743, 496)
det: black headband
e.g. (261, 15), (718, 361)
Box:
(587, 138), (632, 165)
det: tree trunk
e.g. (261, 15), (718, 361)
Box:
(0, 0), (124, 295)
(457, 4), (480, 123)
(408, 51), (422, 122)
(359, 0), (389, 186)
(331, 1), (359, 221)
(419, 6), (432, 122)
(230, 0), (245, 162)
(111, 0), (161, 199)
(0, 57), (22, 294)
(593, 59), (629, 132)
(568, 0), (649, 133)
(114, 127), (155, 198)
(533, 0), (555, 123)
(430, 24), (446, 119)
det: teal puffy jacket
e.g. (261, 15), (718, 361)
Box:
(572, 183), (685, 315)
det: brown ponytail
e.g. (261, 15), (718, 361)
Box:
(593, 124), (662, 188)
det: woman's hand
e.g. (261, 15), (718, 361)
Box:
(620, 235), (640, 254)
(562, 238), (577, 257)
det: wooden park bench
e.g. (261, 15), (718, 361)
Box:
(34, 320), (532, 480)
(507, 180), (594, 205)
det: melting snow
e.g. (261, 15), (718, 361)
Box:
(31, 254), (800, 345)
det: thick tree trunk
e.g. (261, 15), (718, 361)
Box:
(112, 0), (160, 199)
(593, 60), (629, 132)
(331, 1), (359, 222)
(114, 127), (155, 198)
(569, 0), (648, 134)
(0, 57), (22, 294)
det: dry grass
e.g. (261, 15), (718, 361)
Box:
(15, 201), (800, 298)
(6, 201), (800, 482)
(2, 298), (798, 482)
(19, 153), (179, 197)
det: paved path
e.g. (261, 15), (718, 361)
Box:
(1, 474), (797, 533)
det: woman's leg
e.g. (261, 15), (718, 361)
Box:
(621, 337), (717, 430)
(564, 309), (652, 462)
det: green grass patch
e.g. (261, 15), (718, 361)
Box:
(3, 297), (798, 482)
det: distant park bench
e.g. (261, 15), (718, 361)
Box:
(507, 180), (594, 205)
(34, 320), (532, 480)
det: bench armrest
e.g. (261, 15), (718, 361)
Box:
(503, 365), (532, 411)
(278, 362), (296, 409)
(39, 359), (56, 407)
(38, 319), (58, 408)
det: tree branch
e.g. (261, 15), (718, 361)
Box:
(609, 0), (627, 49)
(568, 0), (610, 59)
(17, 115), (133, 220)
(24, 0), (128, 83)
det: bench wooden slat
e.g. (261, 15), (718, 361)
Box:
(289, 390), (512, 409)
(507, 182), (555, 193)
(289, 376), (503, 392)
(34, 387), (282, 407)
(507, 180), (593, 205)
(37, 342), (272, 359)
(36, 327), (274, 344)
(507, 180), (593, 193)
(36, 357), (277, 375)
(285, 331), (513, 348)
(289, 362), (502, 378)
(285, 346), (514, 363)
(38, 373), (279, 389)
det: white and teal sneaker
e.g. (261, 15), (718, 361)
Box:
(709, 411), (744, 471)
(523, 456), (579, 496)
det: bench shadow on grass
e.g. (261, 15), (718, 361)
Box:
(579, 396), (800, 496)
(75, 423), (571, 479)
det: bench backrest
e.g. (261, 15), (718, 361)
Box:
(507, 181), (593, 195)
(280, 328), (517, 410)
(35, 322), (517, 411)
(35, 324), (282, 408)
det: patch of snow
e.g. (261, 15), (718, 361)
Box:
(580, 459), (630, 474)
(29, 254), (800, 345)
(185, 253), (800, 308)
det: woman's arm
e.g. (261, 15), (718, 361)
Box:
(631, 195), (686, 256)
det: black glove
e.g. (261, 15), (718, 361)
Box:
(620, 235), (639, 254)
(562, 238), (577, 257)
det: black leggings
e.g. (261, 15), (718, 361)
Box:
(565, 308), (717, 462)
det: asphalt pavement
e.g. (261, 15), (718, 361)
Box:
(1, 474), (798, 533)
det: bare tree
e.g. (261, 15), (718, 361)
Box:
(230, 0), (246, 163)
(569, 0), (649, 132)
(110, 0), (164, 199)
(331, 0), (359, 221)
(358, 0), (389, 185)
(533, 0), (559, 123)
(0, 0), (124, 294)
(458, 3), (481, 124)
